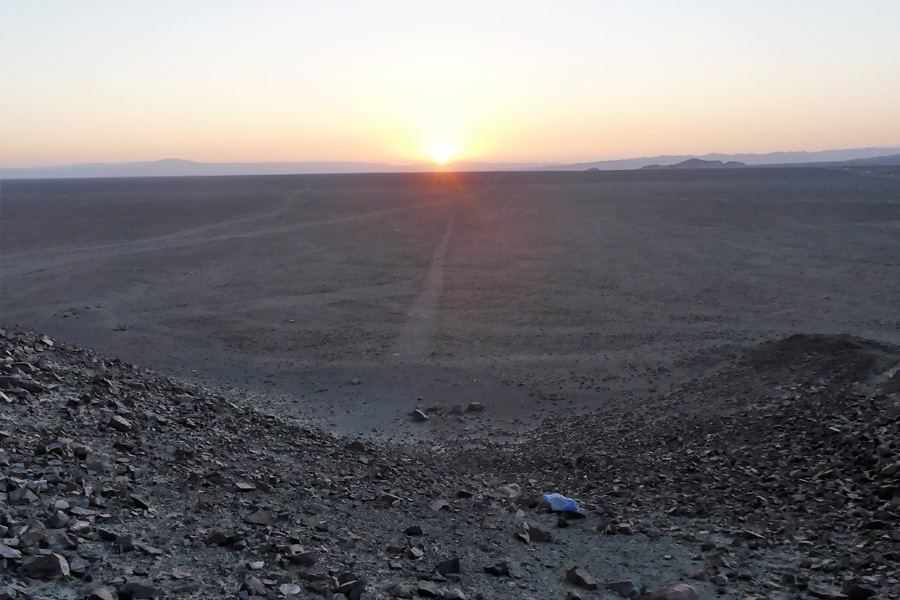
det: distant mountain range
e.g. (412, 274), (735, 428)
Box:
(0, 158), (556, 180)
(541, 146), (900, 171)
(639, 158), (747, 170)
(1, 147), (898, 179)
(834, 153), (900, 167)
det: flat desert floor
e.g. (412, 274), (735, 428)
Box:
(3, 169), (899, 438)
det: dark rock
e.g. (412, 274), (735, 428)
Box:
(120, 581), (164, 599)
(843, 583), (877, 600)
(244, 509), (276, 526)
(517, 521), (552, 543)
(345, 440), (367, 452)
(285, 545), (316, 567)
(108, 415), (132, 432)
(643, 583), (699, 600)
(114, 533), (135, 552)
(606, 580), (638, 598)
(435, 557), (460, 575)
(69, 554), (91, 575)
(807, 584), (848, 599)
(21, 553), (70, 579)
(387, 583), (415, 598)
(566, 566), (598, 590)
(130, 494), (151, 510)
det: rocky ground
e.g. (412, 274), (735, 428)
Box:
(1, 326), (898, 600)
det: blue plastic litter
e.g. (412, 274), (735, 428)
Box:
(541, 493), (580, 512)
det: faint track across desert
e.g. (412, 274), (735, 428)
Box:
(391, 202), (458, 362)
(2, 194), (445, 277)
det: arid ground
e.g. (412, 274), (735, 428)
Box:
(2, 169), (899, 438)
(3, 169), (900, 599)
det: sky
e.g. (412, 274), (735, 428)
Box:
(3, 1), (900, 167)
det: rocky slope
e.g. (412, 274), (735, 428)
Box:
(1, 327), (898, 599)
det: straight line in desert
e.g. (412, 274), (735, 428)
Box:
(2, 198), (445, 277)
(391, 204), (458, 362)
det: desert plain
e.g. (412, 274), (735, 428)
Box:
(2, 169), (899, 437)
(1, 168), (900, 599)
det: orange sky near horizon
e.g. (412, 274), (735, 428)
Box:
(3, 1), (900, 167)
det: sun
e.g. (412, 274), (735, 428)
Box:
(428, 141), (457, 164)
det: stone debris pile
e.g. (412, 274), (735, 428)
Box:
(1, 327), (897, 599)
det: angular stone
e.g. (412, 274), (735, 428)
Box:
(69, 555), (91, 576)
(120, 581), (164, 599)
(114, 533), (135, 552)
(0, 543), (21, 560)
(387, 583), (416, 598)
(435, 557), (460, 575)
(417, 580), (440, 597)
(807, 585), (849, 600)
(643, 583), (699, 600)
(345, 440), (367, 452)
(518, 521), (552, 543)
(430, 499), (450, 511)
(843, 583), (877, 600)
(286, 545), (316, 567)
(108, 415), (132, 432)
(130, 494), (151, 510)
(566, 566), (598, 590)
(606, 580), (638, 598)
(21, 553), (70, 579)
(86, 587), (117, 600)
(245, 509), (276, 526)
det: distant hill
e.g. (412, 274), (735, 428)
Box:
(0, 159), (398, 180)
(2, 146), (899, 179)
(0, 158), (558, 180)
(641, 158), (747, 170)
(833, 153), (900, 167)
(541, 146), (900, 171)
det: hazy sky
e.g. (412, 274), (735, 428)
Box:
(3, 1), (900, 166)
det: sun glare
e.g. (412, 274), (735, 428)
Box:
(428, 142), (457, 165)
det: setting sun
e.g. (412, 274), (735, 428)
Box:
(428, 142), (457, 165)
